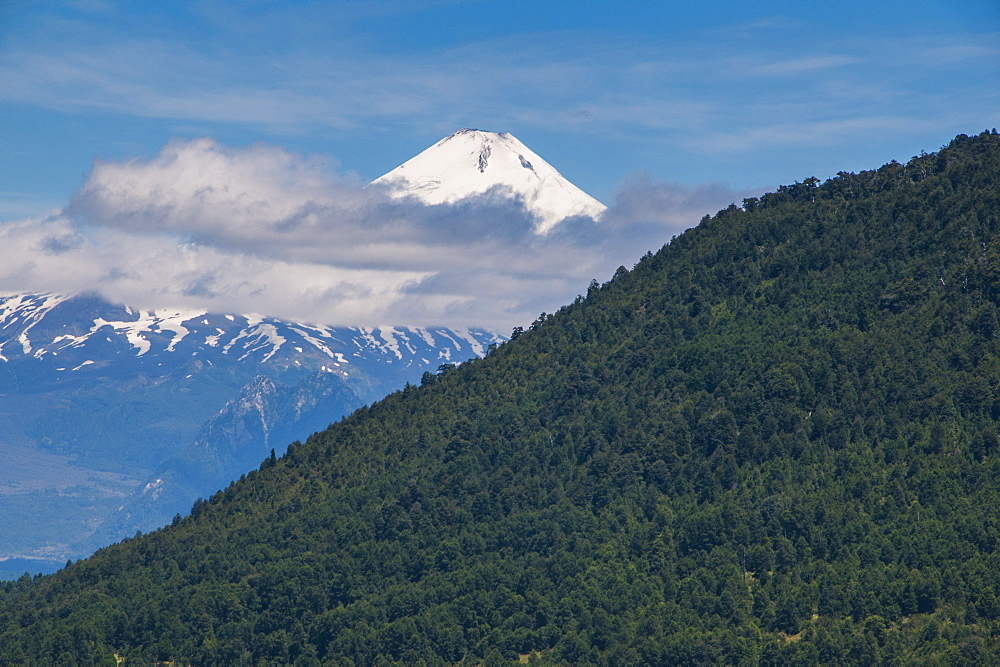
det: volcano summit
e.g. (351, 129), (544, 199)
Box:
(372, 128), (606, 233)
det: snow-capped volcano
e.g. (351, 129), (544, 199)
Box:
(371, 128), (606, 233)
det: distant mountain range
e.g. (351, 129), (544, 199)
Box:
(0, 291), (503, 572)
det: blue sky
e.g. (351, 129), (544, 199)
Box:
(0, 0), (998, 328)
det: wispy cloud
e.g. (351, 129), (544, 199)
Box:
(748, 55), (865, 77)
(696, 116), (919, 153)
(4, 7), (992, 157)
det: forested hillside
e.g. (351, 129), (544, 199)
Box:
(2, 131), (999, 664)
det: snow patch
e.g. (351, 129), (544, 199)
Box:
(287, 325), (341, 361)
(152, 308), (200, 351)
(50, 333), (93, 349)
(0, 293), (68, 357)
(224, 322), (286, 362)
(92, 314), (154, 356)
(204, 328), (226, 347)
(451, 327), (487, 358)
(414, 327), (437, 348)
(141, 478), (165, 501)
(377, 328), (402, 359)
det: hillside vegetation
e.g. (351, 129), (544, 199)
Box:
(2, 131), (1000, 664)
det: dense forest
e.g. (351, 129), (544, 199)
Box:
(1, 131), (999, 664)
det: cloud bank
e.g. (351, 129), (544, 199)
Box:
(1, 139), (754, 330)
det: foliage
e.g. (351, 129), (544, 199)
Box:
(2, 131), (1000, 664)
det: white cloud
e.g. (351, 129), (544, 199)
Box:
(1, 139), (749, 330)
(70, 138), (347, 240)
(0, 212), (431, 326)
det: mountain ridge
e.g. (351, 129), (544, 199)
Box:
(0, 291), (501, 371)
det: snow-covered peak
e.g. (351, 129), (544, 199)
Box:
(371, 128), (606, 233)
(0, 292), (505, 375)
